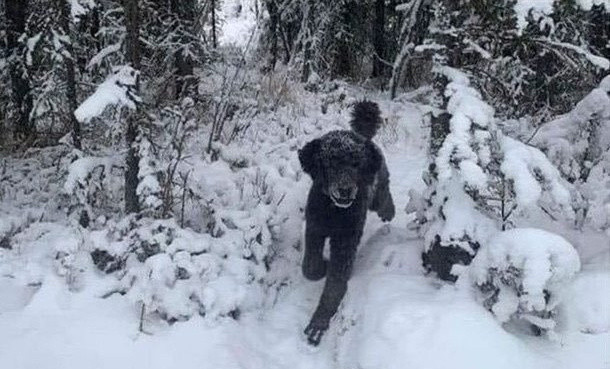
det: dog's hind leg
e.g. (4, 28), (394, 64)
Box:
(304, 232), (359, 345)
(302, 226), (327, 281)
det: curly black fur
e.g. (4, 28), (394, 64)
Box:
(349, 100), (382, 140)
(298, 100), (395, 345)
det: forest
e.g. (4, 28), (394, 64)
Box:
(0, 0), (609, 368)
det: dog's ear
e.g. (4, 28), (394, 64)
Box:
(299, 138), (321, 178)
(363, 141), (382, 176)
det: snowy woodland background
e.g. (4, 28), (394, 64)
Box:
(0, 0), (609, 368)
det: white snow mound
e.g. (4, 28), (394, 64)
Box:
(471, 228), (581, 325)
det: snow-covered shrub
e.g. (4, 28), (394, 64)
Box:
(0, 222), (87, 292)
(90, 215), (270, 322)
(63, 153), (124, 226)
(532, 75), (610, 231)
(408, 67), (572, 281)
(83, 88), (317, 322)
(139, 100), (200, 219)
(0, 144), (85, 224)
(470, 228), (581, 336)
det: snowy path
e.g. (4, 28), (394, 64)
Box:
(1, 102), (608, 369)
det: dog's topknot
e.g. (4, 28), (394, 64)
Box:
(350, 100), (382, 140)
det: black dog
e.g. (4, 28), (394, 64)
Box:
(298, 101), (395, 345)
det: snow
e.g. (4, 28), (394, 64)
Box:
(473, 228), (581, 301)
(434, 67), (494, 189)
(535, 75), (610, 148)
(2, 224), (607, 369)
(26, 33), (42, 66)
(219, 0), (258, 48)
(501, 136), (571, 207)
(64, 155), (117, 194)
(514, 0), (610, 38)
(541, 40), (610, 70)
(71, 0), (95, 20)
(465, 39), (492, 60)
(576, 0), (610, 10)
(86, 42), (122, 70)
(338, 277), (549, 369)
(74, 65), (141, 123)
(563, 271), (610, 334)
(470, 228), (581, 333)
(532, 75), (610, 230)
(432, 179), (497, 252)
(514, 0), (554, 32)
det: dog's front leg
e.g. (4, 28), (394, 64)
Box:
(302, 226), (327, 281)
(304, 235), (358, 345)
(371, 163), (395, 222)
(377, 184), (395, 222)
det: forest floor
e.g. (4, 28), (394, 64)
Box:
(0, 94), (608, 369)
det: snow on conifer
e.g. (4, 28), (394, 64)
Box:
(470, 228), (581, 336)
(532, 75), (610, 230)
(410, 67), (573, 282)
(74, 65), (141, 123)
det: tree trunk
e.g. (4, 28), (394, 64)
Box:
(266, 0), (279, 69)
(389, 0), (431, 98)
(300, 0), (315, 83)
(170, 0), (195, 98)
(57, 0), (81, 149)
(123, 0), (141, 214)
(372, 0), (385, 78)
(211, 0), (217, 48)
(6, 0), (34, 139)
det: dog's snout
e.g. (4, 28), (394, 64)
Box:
(337, 187), (352, 198)
(331, 184), (355, 200)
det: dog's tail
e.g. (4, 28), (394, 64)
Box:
(350, 100), (382, 140)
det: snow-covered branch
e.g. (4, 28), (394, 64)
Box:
(74, 65), (141, 123)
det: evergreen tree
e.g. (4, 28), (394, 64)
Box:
(5, 0), (34, 140)
(123, 0), (141, 214)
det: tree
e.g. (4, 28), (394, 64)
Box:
(260, 0), (403, 83)
(408, 67), (571, 282)
(5, 0), (34, 140)
(123, 0), (141, 214)
(388, 0), (432, 98)
(372, 0), (386, 77)
(264, 0), (280, 69)
(56, 0), (81, 149)
(532, 75), (610, 231)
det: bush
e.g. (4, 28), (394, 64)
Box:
(470, 228), (581, 336)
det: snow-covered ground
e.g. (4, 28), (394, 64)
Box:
(1, 95), (608, 369)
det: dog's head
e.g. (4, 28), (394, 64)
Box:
(298, 131), (381, 208)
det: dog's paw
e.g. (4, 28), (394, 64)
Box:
(304, 318), (330, 346)
(378, 202), (395, 222)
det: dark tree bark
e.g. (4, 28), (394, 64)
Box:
(211, 0), (217, 48)
(300, 0), (315, 83)
(6, 0), (34, 139)
(170, 0), (195, 98)
(123, 0), (141, 214)
(372, 0), (386, 78)
(265, 0), (279, 69)
(57, 0), (81, 149)
(333, 2), (357, 78)
(124, 0), (141, 70)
